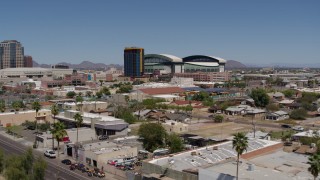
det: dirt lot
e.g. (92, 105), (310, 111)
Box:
(188, 122), (251, 137)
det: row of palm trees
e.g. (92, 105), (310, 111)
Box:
(32, 102), (83, 159)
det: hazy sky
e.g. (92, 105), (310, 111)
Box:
(1, 0), (319, 65)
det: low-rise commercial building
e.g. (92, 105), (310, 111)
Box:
(56, 110), (129, 137)
(0, 109), (52, 127)
(62, 101), (108, 112)
(64, 141), (137, 168)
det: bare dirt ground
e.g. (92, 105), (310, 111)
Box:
(188, 119), (283, 138)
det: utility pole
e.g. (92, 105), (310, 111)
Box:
(251, 115), (256, 138)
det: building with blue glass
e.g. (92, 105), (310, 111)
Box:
(124, 47), (144, 77)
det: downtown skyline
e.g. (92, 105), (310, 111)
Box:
(1, 0), (319, 66)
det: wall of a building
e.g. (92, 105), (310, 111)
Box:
(141, 162), (198, 180)
(0, 110), (53, 127)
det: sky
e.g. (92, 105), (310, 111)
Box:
(1, 0), (319, 65)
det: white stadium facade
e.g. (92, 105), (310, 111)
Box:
(144, 54), (226, 75)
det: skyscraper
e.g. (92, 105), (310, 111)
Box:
(0, 40), (24, 69)
(124, 47), (144, 77)
(24, 55), (33, 67)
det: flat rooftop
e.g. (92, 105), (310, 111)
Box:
(0, 109), (50, 116)
(149, 139), (279, 171)
(80, 140), (133, 155)
(205, 150), (312, 180)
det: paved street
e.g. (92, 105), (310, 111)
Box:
(0, 133), (107, 180)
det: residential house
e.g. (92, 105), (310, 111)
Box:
(268, 92), (285, 101)
(265, 111), (289, 121)
(162, 120), (189, 134)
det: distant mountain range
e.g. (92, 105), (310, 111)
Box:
(33, 61), (123, 70)
(245, 63), (320, 68)
(33, 59), (319, 71)
(225, 60), (247, 69)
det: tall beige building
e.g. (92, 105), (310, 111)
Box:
(0, 40), (24, 69)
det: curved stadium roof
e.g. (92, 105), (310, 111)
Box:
(145, 54), (183, 63)
(183, 55), (226, 64)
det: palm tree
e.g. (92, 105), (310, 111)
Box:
(50, 104), (59, 150)
(52, 122), (67, 158)
(99, 80), (103, 86)
(74, 113), (83, 143)
(74, 113), (83, 161)
(32, 101), (42, 147)
(75, 95), (84, 112)
(308, 153), (320, 180)
(232, 132), (249, 180)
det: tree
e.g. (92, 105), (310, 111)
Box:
(130, 101), (145, 120)
(52, 122), (67, 158)
(66, 91), (76, 98)
(85, 91), (93, 97)
(21, 148), (33, 175)
(308, 153), (320, 180)
(213, 115), (224, 123)
(282, 89), (295, 98)
(0, 100), (6, 112)
(101, 87), (111, 96)
(2, 147), (47, 180)
(0, 149), (4, 173)
(138, 123), (167, 152)
(192, 91), (210, 101)
(33, 157), (47, 180)
(166, 133), (184, 153)
(115, 106), (137, 124)
(5, 166), (28, 180)
(290, 109), (307, 120)
(12, 101), (23, 111)
(185, 105), (193, 114)
(95, 91), (102, 99)
(75, 95), (84, 111)
(51, 104), (59, 149)
(32, 101), (42, 148)
(250, 88), (269, 107)
(74, 113), (83, 161)
(99, 80), (103, 86)
(266, 103), (279, 112)
(232, 132), (249, 180)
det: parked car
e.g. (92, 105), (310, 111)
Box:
(292, 126), (304, 132)
(281, 124), (292, 129)
(27, 126), (36, 130)
(108, 159), (123, 166)
(98, 135), (109, 140)
(70, 164), (76, 170)
(44, 150), (56, 158)
(61, 159), (72, 165)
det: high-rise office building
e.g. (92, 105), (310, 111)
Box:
(24, 55), (33, 67)
(124, 47), (144, 77)
(0, 40), (24, 69)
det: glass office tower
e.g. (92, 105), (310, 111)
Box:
(124, 47), (144, 77)
(0, 40), (24, 69)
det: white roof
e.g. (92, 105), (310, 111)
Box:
(208, 56), (227, 63)
(145, 54), (183, 62)
(279, 99), (294, 104)
(159, 54), (183, 62)
(0, 67), (50, 72)
(185, 62), (219, 67)
(152, 94), (180, 98)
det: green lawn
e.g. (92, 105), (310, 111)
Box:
(270, 130), (295, 140)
